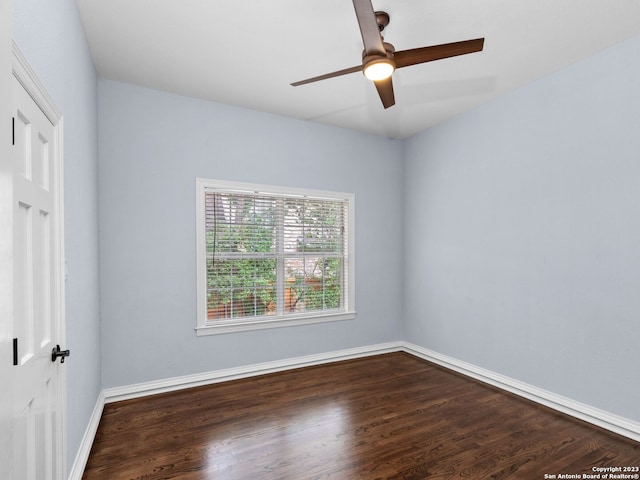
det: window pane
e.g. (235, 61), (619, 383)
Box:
(207, 258), (276, 320)
(284, 256), (343, 314)
(283, 198), (344, 254)
(206, 193), (277, 254)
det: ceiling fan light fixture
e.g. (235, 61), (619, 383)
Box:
(363, 57), (395, 81)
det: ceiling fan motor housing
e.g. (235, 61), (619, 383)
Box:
(374, 11), (390, 31)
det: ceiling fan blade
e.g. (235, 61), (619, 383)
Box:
(291, 65), (363, 86)
(352, 0), (386, 56)
(395, 38), (485, 69)
(374, 77), (395, 109)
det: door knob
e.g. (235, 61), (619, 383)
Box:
(51, 345), (70, 363)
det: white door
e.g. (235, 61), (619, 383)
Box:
(0, 4), (15, 476)
(12, 48), (66, 480)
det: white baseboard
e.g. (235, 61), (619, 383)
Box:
(69, 340), (639, 479)
(103, 341), (403, 403)
(401, 341), (640, 443)
(67, 390), (105, 480)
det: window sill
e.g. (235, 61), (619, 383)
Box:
(195, 311), (357, 336)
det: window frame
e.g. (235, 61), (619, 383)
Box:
(195, 178), (356, 336)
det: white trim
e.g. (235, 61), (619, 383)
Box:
(401, 342), (640, 443)
(194, 177), (355, 201)
(67, 391), (105, 480)
(103, 342), (402, 403)
(195, 311), (356, 335)
(195, 178), (207, 331)
(12, 42), (63, 123)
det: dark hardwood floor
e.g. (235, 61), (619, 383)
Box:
(83, 353), (639, 479)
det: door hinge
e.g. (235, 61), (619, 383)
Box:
(12, 117), (15, 146)
(13, 338), (18, 366)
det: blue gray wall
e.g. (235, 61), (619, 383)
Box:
(12, 0), (101, 472)
(98, 79), (404, 388)
(403, 34), (640, 422)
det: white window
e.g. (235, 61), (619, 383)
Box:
(196, 178), (355, 335)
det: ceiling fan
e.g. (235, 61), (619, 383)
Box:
(291, 0), (485, 109)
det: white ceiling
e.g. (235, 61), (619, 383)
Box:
(75, 0), (640, 139)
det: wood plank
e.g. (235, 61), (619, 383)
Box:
(83, 353), (640, 479)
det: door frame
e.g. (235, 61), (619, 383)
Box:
(12, 41), (66, 479)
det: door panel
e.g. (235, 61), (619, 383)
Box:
(12, 69), (63, 480)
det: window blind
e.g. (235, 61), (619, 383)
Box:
(204, 188), (349, 322)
